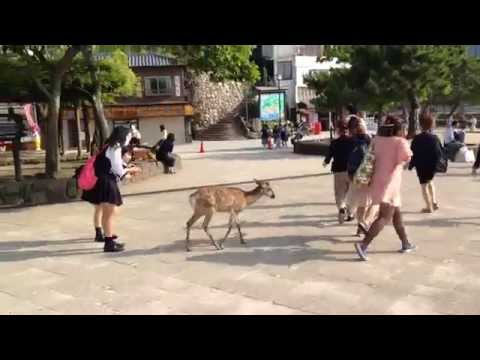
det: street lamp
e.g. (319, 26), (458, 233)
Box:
(277, 74), (282, 126)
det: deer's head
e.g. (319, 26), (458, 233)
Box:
(254, 179), (275, 199)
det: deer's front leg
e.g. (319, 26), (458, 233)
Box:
(220, 212), (235, 248)
(203, 210), (221, 250)
(233, 213), (246, 245)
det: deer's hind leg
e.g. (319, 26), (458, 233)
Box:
(219, 211), (235, 248)
(186, 213), (203, 252)
(203, 210), (222, 250)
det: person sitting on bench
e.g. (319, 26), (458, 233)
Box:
(155, 132), (176, 174)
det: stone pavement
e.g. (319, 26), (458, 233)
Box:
(1, 139), (480, 314)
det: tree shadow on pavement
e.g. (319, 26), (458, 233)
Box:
(201, 151), (311, 162)
(110, 234), (365, 263)
(0, 247), (102, 262)
(186, 247), (399, 267)
(209, 216), (339, 230)
(403, 216), (480, 228)
(251, 202), (333, 210)
(0, 238), (92, 251)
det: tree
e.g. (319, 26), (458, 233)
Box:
(63, 48), (138, 148)
(2, 45), (84, 178)
(319, 45), (467, 137)
(305, 69), (361, 120)
(427, 48), (480, 118)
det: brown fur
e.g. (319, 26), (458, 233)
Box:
(185, 179), (275, 251)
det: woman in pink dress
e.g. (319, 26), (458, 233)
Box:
(354, 115), (416, 261)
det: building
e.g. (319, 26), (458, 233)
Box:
(254, 45), (349, 124)
(61, 53), (194, 149)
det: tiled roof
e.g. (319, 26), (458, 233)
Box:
(128, 53), (177, 67)
(95, 53), (177, 67)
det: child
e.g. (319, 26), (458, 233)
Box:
(324, 119), (355, 224)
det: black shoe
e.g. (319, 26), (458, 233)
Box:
(104, 240), (125, 252)
(345, 215), (355, 222)
(95, 234), (117, 242)
(338, 208), (346, 224)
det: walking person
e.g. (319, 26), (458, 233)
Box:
(472, 145), (480, 176)
(81, 127), (142, 252)
(354, 115), (416, 261)
(156, 133), (177, 174)
(273, 125), (282, 149)
(409, 113), (444, 213)
(346, 115), (374, 235)
(280, 124), (289, 147)
(323, 119), (355, 224)
(261, 123), (269, 149)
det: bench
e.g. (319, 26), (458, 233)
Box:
(0, 122), (18, 141)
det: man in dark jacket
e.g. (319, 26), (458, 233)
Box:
(324, 120), (355, 224)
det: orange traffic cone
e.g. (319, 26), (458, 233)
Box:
(199, 141), (205, 153)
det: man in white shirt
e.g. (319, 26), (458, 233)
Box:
(160, 124), (168, 141)
(470, 116), (477, 131)
(444, 117), (456, 145)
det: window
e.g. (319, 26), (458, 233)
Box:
(277, 61), (292, 80)
(144, 76), (173, 96)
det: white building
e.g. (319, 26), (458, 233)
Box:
(258, 45), (349, 114)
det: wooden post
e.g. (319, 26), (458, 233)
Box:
(81, 103), (92, 154)
(8, 107), (22, 182)
(74, 102), (82, 160)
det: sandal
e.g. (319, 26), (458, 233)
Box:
(421, 208), (433, 213)
(433, 203), (439, 211)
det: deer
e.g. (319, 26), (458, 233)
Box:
(185, 179), (276, 252)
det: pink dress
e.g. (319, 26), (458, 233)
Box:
(368, 136), (412, 207)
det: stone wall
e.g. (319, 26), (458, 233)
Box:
(192, 73), (249, 128)
(0, 155), (182, 208)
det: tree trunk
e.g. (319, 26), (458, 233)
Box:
(81, 103), (92, 154)
(58, 107), (65, 156)
(82, 46), (110, 144)
(39, 46), (82, 178)
(91, 91), (110, 144)
(447, 102), (460, 119)
(74, 103), (82, 160)
(408, 95), (420, 139)
(45, 92), (61, 178)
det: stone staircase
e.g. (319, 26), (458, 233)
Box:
(195, 115), (247, 141)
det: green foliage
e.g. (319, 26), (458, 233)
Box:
(0, 54), (42, 100)
(307, 45), (480, 115)
(62, 49), (139, 104)
(94, 50), (138, 102)
(111, 45), (260, 83)
(166, 45), (260, 83)
(305, 69), (361, 112)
